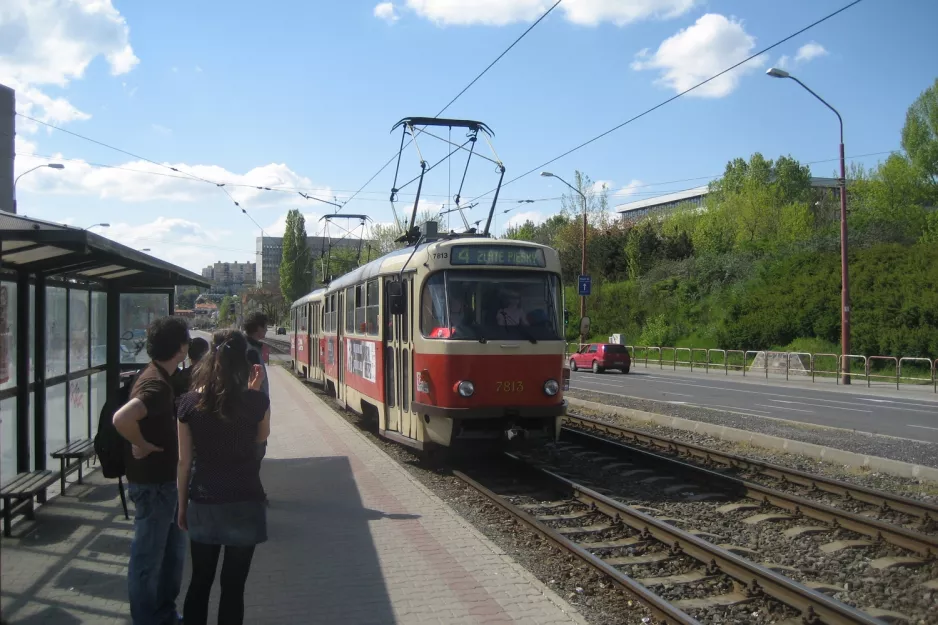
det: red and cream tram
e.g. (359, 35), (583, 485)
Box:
(289, 229), (568, 450)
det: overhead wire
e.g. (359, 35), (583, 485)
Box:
(465, 0), (868, 205)
(335, 0), (563, 214)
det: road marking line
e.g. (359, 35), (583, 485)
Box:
(597, 373), (938, 411)
(768, 399), (872, 413)
(906, 425), (938, 432)
(755, 403), (814, 414)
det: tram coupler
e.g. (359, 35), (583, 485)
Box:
(505, 425), (526, 442)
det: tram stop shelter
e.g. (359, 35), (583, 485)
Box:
(0, 212), (210, 495)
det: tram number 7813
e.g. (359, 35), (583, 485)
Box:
(495, 381), (524, 393)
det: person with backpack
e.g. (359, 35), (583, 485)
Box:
(176, 330), (270, 625)
(112, 316), (191, 625)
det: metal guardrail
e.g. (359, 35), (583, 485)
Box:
(568, 342), (938, 393)
(866, 355), (898, 389)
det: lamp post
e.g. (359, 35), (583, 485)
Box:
(84, 223), (110, 230)
(12, 163), (65, 214)
(541, 171), (588, 344)
(767, 67), (851, 383)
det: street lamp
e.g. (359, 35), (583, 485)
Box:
(12, 163), (65, 214)
(767, 67), (851, 383)
(85, 223), (110, 230)
(541, 171), (589, 345)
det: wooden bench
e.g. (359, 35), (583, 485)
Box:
(50, 439), (97, 494)
(1, 471), (59, 537)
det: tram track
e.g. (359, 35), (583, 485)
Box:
(482, 415), (938, 623)
(563, 414), (938, 539)
(456, 454), (890, 625)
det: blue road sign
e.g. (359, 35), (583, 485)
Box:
(578, 275), (591, 296)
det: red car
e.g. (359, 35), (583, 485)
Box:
(569, 343), (631, 374)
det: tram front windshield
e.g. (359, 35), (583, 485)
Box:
(421, 271), (562, 341)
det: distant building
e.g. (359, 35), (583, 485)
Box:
(616, 177), (841, 222)
(255, 236), (362, 288)
(200, 261), (256, 294)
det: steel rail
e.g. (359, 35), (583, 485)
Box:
(562, 422), (938, 558)
(565, 414), (938, 528)
(503, 454), (885, 625)
(452, 470), (701, 625)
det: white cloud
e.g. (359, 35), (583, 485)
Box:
(151, 123), (172, 136)
(0, 0), (139, 126)
(13, 152), (332, 208)
(504, 209), (546, 231)
(630, 13), (763, 98)
(374, 2), (400, 22)
(613, 179), (643, 197)
(103, 217), (237, 273)
(591, 180), (613, 193)
(404, 0), (695, 27)
(795, 41), (827, 63)
(776, 55), (790, 69)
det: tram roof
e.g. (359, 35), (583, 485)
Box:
(1, 213), (210, 289)
(291, 287), (327, 308)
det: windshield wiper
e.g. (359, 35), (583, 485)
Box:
(470, 322), (487, 344)
(513, 324), (537, 344)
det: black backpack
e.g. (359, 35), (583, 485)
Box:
(93, 373), (138, 479)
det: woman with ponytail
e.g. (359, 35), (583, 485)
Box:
(175, 330), (269, 625)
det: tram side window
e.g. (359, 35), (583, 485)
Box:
(345, 287), (355, 334)
(366, 280), (379, 336)
(402, 280), (409, 343)
(421, 273), (448, 338)
(355, 284), (366, 334)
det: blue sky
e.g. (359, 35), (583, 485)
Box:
(5, 0), (937, 273)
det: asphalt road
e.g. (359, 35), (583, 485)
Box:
(570, 367), (938, 443)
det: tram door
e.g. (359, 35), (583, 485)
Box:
(337, 291), (345, 402)
(310, 301), (321, 380)
(384, 276), (415, 438)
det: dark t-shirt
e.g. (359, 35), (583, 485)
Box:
(177, 389), (270, 504)
(125, 363), (178, 484)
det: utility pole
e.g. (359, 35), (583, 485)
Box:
(767, 68), (851, 383)
(541, 171), (589, 344)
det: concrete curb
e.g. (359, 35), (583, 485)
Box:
(567, 397), (938, 482)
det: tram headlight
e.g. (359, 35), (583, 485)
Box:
(543, 379), (560, 396)
(456, 380), (475, 397)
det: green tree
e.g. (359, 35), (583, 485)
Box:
(279, 210), (312, 304)
(175, 287), (200, 310)
(901, 78), (938, 185)
(218, 295), (235, 327)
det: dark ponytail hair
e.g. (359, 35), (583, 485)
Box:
(193, 329), (251, 417)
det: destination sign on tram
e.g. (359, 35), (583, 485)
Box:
(450, 245), (546, 267)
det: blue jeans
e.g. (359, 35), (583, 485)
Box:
(128, 482), (186, 625)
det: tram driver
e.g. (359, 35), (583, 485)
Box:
(496, 290), (528, 327)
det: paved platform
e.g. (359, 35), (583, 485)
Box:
(1, 365), (585, 624)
